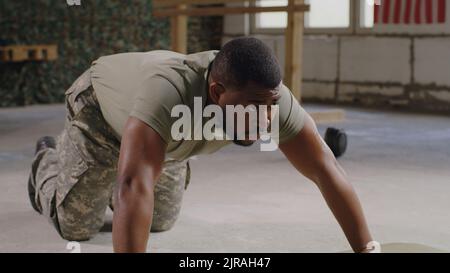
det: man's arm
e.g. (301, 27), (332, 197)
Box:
(279, 114), (373, 253)
(112, 117), (167, 253)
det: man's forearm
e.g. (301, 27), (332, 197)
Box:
(317, 160), (373, 252)
(112, 178), (155, 253)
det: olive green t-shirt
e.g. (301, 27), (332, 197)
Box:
(90, 50), (307, 160)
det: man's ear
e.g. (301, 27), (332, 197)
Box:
(209, 82), (225, 104)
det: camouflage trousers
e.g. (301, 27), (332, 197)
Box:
(29, 69), (190, 241)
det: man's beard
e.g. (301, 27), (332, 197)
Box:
(232, 134), (256, 147)
(222, 111), (257, 147)
(232, 139), (255, 147)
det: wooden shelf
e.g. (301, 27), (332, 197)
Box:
(0, 45), (58, 63)
(153, 4), (309, 17)
(153, 0), (345, 123)
(153, 0), (309, 100)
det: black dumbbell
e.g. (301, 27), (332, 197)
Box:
(324, 127), (347, 158)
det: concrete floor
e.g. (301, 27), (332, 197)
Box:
(1, 103), (450, 253)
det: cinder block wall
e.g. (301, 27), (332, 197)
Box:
(222, 3), (450, 114)
(302, 35), (450, 113)
(0, 0), (223, 107)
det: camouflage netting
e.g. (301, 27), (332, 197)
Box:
(0, 0), (223, 107)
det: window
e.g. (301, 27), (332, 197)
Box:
(304, 0), (350, 28)
(360, 0), (376, 28)
(255, 0), (288, 29)
(252, 0), (376, 33)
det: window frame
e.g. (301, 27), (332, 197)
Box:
(250, 0), (360, 35)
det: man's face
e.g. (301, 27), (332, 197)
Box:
(208, 80), (281, 147)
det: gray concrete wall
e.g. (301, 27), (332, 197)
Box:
(222, 4), (450, 113)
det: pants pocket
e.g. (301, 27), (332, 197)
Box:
(65, 69), (92, 119)
(55, 130), (89, 207)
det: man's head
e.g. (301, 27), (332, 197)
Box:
(207, 37), (282, 146)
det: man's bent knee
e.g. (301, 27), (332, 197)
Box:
(150, 217), (178, 232)
(55, 212), (104, 241)
(57, 222), (101, 241)
(59, 229), (93, 241)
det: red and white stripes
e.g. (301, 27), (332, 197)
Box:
(374, 0), (446, 24)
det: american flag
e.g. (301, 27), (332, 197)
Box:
(374, 0), (446, 24)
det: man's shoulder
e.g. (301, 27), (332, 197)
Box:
(93, 50), (183, 64)
(184, 50), (218, 71)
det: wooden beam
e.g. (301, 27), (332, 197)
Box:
(284, 0), (304, 101)
(153, 5), (309, 17)
(170, 4), (188, 53)
(309, 109), (346, 124)
(153, 0), (250, 8)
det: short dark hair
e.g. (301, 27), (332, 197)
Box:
(210, 37), (282, 89)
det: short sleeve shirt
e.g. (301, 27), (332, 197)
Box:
(90, 50), (307, 160)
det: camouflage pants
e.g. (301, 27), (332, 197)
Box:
(29, 69), (190, 241)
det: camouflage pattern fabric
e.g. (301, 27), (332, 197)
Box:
(0, 0), (223, 107)
(28, 69), (191, 241)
